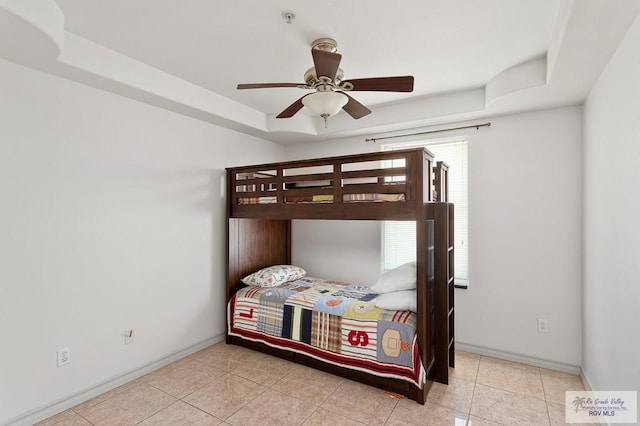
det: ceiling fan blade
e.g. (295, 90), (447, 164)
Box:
(312, 49), (342, 81)
(342, 76), (414, 92)
(342, 93), (371, 119)
(276, 96), (306, 118)
(237, 83), (305, 89)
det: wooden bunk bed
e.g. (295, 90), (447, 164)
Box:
(225, 147), (454, 404)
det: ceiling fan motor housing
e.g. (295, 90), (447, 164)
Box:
(311, 38), (338, 53)
(304, 67), (344, 87)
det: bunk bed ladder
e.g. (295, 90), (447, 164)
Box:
(433, 202), (454, 383)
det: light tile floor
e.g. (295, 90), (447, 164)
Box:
(38, 344), (587, 425)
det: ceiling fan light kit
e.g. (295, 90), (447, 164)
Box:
(237, 37), (414, 127)
(302, 91), (349, 127)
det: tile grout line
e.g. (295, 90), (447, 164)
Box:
(315, 379), (393, 425)
(179, 370), (232, 401)
(471, 356), (550, 425)
(475, 355), (550, 401)
(467, 355), (511, 426)
(539, 367), (554, 425)
(131, 399), (181, 426)
(71, 381), (178, 426)
(216, 371), (270, 422)
(300, 405), (321, 425)
(309, 386), (370, 426)
(465, 354), (481, 425)
(178, 398), (226, 423)
(142, 364), (228, 401)
(291, 373), (347, 424)
(268, 387), (321, 425)
(274, 362), (407, 425)
(69, 383), (132, 417)
(69, 380), (146, 420)
(168, 353), (323, 424)
(226, 357), (347, 424)
(380, 396), (400, 425)
(316, 376), (346, 407)
(75, 410), (96, 426)
(127, 382), (177, 426)
(434, 374), (475, 419)
(472, 382), (547, 400)
(310, 379), (350, 419)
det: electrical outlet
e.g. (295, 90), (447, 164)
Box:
(537, 318), (548, 333)
(57, 348), (70, 367)
(124, 329), (134, 344)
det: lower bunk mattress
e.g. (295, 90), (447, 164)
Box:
(227, 276), (425, 387)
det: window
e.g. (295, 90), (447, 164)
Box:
(381, 137), (469, 286)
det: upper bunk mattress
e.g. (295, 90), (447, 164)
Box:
(227, 276), (425, 387)
(237, 192), (406, 204)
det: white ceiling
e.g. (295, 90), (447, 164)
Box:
(2, 0), (640, 143)
(55, 0), (557, 113)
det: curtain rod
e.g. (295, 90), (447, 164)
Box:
(365, 121), (491, 143)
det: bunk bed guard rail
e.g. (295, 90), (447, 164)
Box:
(226, 148), (440, 220)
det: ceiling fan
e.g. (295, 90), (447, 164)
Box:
(237, 38), (414, 127)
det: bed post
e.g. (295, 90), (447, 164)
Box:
(414, 149), (435, 403)
(416, 217), (435, 403)
(225, 169), (292, 343)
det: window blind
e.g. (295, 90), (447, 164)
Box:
(381, 138), (469, 282)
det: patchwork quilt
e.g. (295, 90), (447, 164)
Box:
(227, 276), (425, 387)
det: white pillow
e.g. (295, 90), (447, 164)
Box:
(241, 265), (306, 288)
(370, 261), (416, 293)
(374, 290), (417, 313)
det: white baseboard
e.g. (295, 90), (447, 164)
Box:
(579, 368), (617, 426)
(456, 341), (582, 375)
(580, 367), (595, 391)
(3, 334), (225, 426)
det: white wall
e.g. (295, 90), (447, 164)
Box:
(287, 106), (583, 367)
(292, 220), (383, 284)
(0, 59), (283, 423)
(583, 15), (640, 393)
